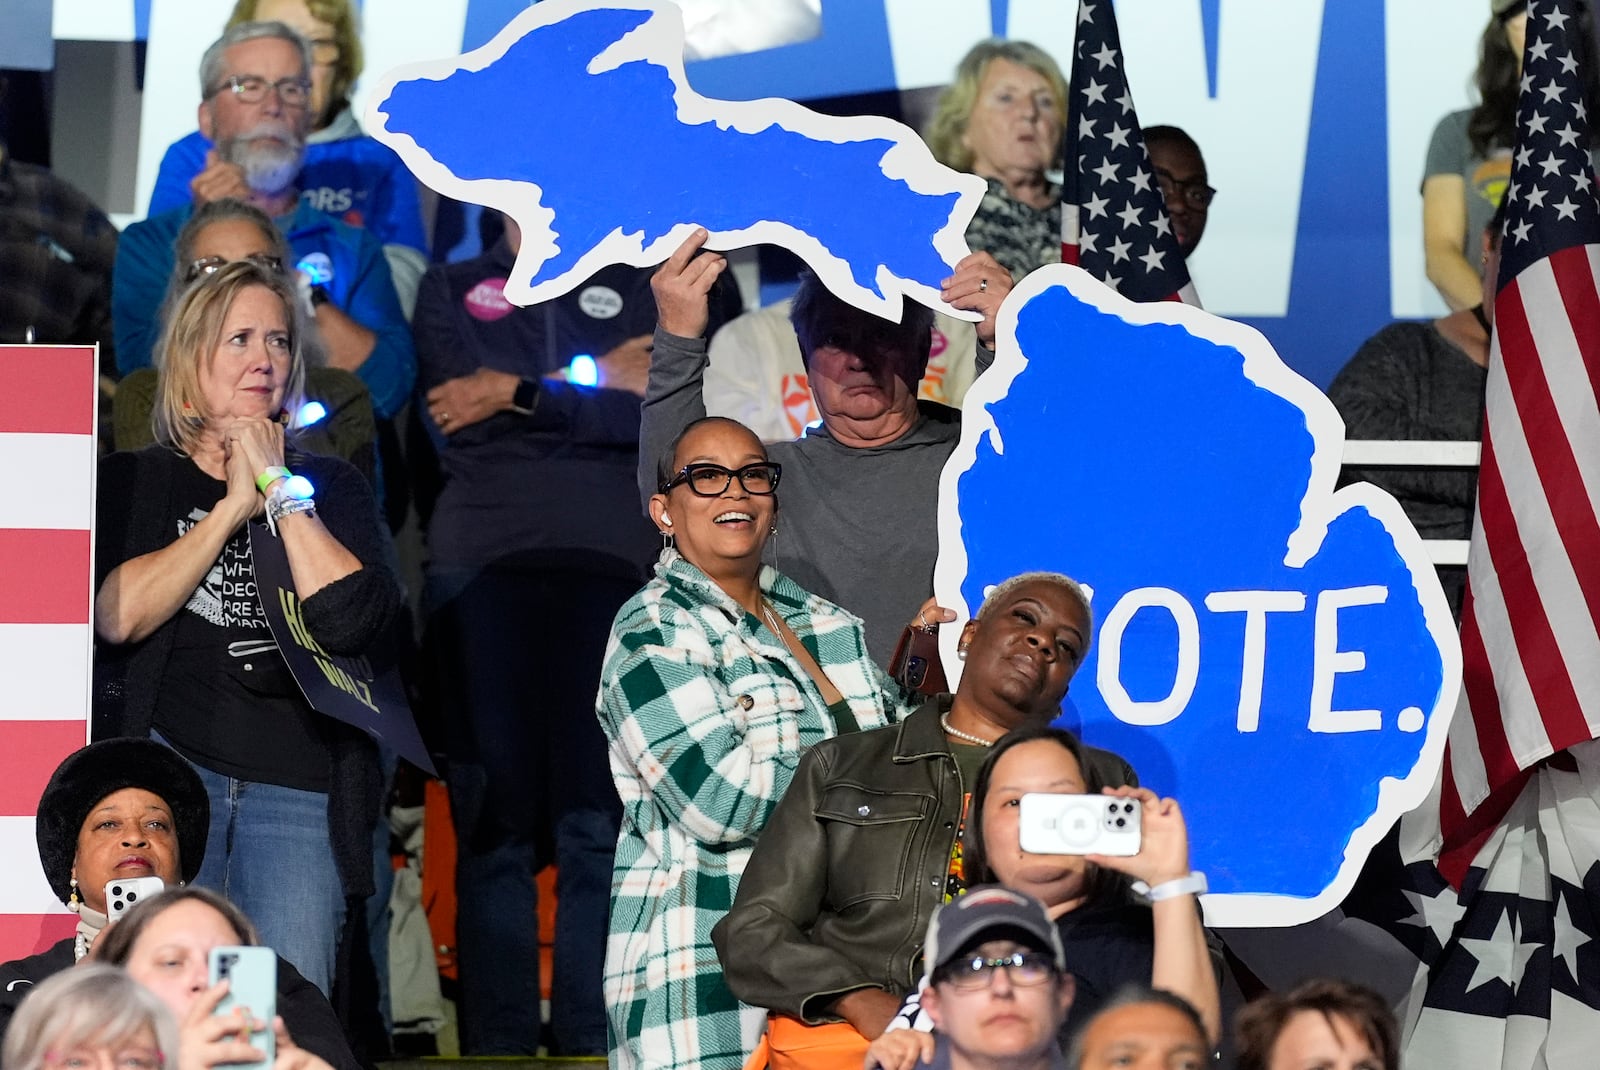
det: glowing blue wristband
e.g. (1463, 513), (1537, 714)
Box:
(280, 474), (315, 500)
(568, 354), (599, 387)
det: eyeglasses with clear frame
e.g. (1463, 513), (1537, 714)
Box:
(1154, 168), (1217, 210)
(658, 462), (782, 497)
(184, 253), (285, 284)
(936, 951), (1057, 991)
(209, 75), (311, 108)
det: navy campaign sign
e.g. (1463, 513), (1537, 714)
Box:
(937, 266), (1462, 927)
(250, 526), (434, 775)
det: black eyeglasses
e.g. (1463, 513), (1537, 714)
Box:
(936, 951), (1057, 991)
(659, 462), (782, 497)
(1154, 168), (1217, 210)
(184, 253), (285, 284)
(210, 75), (311, 107)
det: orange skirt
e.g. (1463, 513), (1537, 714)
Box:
(744, 1014), (869, 1070)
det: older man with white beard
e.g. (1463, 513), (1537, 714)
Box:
(112, 21), (414, 421)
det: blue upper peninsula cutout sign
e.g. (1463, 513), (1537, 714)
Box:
(364, 0), (986, 320)
(936, 266), (1463, 927)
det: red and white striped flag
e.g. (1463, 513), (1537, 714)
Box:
(0, 345), (97, 959)
(1440, 0), (1600, 884)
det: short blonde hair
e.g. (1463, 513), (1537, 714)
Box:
(152, 259), (307, 456)
(2, 965), (179, 1070)
(976, 571), (1093, 654)
(925, 39), (1067, 173)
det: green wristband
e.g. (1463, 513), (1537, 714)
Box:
(255, 466), (292, 494)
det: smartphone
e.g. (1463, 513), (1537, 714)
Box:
(1018, 793), (1142, 856)
(890, 625), (948, 695)
(105, 876), (165, 921)
(208, 946), (277, 1070)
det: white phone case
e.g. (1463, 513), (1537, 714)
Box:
(1018, 793), (1142, 856)
(104, 876), (165, 920)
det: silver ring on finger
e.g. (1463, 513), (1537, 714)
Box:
(978, 277), (988, 293)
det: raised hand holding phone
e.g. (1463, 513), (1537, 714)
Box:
(208, 946), (277, 1070)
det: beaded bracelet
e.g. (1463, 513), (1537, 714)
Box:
(265, 490), (316, 536)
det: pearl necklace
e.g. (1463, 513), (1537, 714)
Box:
(941, 711), (995, 747)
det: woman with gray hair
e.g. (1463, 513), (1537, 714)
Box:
(94, 259), (399, 993)
(925, 40), (1068, 280)
(2, 965), (178, 1070)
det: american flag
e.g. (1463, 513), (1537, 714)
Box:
(1342, 745), (1600, 1068)
(1441, 0), (1600, 883)
(0, 344), (96, 960)
(1061, 0), (1198, 305)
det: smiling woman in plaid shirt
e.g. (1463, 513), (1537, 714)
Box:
(597, 415), (918, 1070)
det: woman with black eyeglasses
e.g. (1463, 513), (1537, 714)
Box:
(597, 415), (920, 1070)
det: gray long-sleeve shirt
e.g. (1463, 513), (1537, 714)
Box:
(639, 328), (991, 666)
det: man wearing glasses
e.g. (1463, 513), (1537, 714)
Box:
(1144, 126), (1214, 260)
(146, 1), (429, 315)
(112, 22), (415, 423)
(915, 888), (1075, 1070)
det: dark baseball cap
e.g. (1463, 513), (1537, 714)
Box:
(923, 885), (1066, 978)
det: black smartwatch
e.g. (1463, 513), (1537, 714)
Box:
(308, 284), (332, 309)
(510, 377), (539, 415)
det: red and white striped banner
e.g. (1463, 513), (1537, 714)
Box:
(0, 345), (97, 961)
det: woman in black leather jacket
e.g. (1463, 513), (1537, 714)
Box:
(712, 572), (1123, 1065)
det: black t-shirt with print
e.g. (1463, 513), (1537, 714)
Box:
(151, 461), (330, 792)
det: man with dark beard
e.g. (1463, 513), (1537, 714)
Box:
(111, 21), (414, 422)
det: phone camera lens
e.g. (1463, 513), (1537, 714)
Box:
(1115, 817), (1126, 827)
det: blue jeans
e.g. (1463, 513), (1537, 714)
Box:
(426, 565), (627, 1055)
(175, 748), (346, 995)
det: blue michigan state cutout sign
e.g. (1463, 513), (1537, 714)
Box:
(364, 0), (985, 322)
(937, 266), (1461, 927)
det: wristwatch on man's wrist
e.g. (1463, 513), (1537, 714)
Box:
(510, 377), (539, 415)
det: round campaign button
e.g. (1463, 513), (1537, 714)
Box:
(464, 277), (514, 321)
(578, 285), (623, 319)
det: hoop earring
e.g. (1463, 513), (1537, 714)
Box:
(661, 528), (675, 550)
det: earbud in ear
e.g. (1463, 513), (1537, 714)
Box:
(662, 514), (672, 526)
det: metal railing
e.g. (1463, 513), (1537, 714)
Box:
(1340, 441), (1480, 566)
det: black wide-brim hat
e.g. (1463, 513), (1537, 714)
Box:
(35, 738), (209, 904)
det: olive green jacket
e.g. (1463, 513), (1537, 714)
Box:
(712, 698), (962, 1021)
(712, 699), (1139, 1023)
